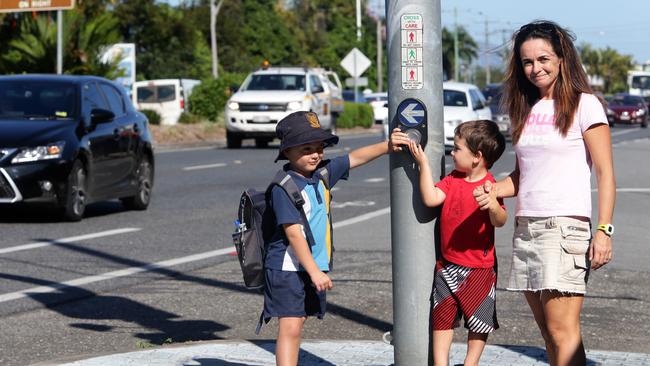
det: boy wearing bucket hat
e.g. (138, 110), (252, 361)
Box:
(264, 111), (407, 365)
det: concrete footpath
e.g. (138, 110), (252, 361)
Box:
(37, 339), (650, 365)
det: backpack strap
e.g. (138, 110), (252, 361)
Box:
(268, 169), (317, 248)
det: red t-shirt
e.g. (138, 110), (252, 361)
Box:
(435, 170), (504, 268)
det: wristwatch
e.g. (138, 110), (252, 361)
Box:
(597, 223), (615, 237)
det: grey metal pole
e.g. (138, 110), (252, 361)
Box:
(453, 7), (459, 81)
(386, 0), (443, 365)
(56, 10), (63, 75)
(377, 18), (383, 93)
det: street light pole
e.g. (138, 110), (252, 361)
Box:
(56, 10), (63, 74)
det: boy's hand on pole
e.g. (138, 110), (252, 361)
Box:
(408, 139), (427, 165)
(389, 128), (409, 152)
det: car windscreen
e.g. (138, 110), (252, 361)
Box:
(631, 76), (650, 90)
(443, 89), (468, 107)
(0, 81), (78, 120)
(243, 74), (306, 91)
(137, 84), (176, 103)
(610, 96), (643, 106)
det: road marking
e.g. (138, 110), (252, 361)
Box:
(0, 207), (393, 304)
(0, 228), (142, 255)
(183, 163), (227, 171)
(591, 188), (650, 193)
(0, 247), (234, 304)
(610, 128), (640, 137)
(364, 177), (385, 183)
(331, 201), (376, 208)
(333, 207), (390, 229)
(156, 146), (216, 154)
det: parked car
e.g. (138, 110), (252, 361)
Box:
(133, 78), (200, 125)
(342, 89), (366, 103)
(0, 74), (155, 221)
(606, 93), (648, 128)
(443, 81), (492, 150)
(482, 83), (512, 139)
(225, 66), (334, 148)
(365, 92), (389, 125)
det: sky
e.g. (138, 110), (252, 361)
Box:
(163, 0), (650, 65)
(403, 0), (650, 65)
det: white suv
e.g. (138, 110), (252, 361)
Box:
(225, 67), (334, 148)
(443, 81), (492, 150)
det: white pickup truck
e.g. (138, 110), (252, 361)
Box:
(224, 67), (342, 148)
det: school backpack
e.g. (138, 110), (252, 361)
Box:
(232, 166), (330, 290)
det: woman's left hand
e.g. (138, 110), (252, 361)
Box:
(590, 230), (612, 270)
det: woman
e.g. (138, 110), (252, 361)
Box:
(474, 20), (615, 366)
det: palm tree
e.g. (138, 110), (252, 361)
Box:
(1, 11), (122, 77)
(441, 26), (478, 81)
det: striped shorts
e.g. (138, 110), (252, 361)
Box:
(431, 261), (499, 333)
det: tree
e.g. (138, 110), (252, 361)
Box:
(579, 43), (633, 94)
(441, 26), (478, 81)
(0, 11), (122, 76)
(114, 0), (212, 80)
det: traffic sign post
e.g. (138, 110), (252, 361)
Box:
(387, 1), (444, 364)
(340, 48), (371, 102)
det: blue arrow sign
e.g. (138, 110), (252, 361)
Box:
(397, 99), (426, 127)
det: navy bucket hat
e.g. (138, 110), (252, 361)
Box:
(275, 111), (339, 162)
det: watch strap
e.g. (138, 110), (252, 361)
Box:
(597, 223), (614, 237)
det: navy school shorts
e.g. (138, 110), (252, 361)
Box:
(263, 269), (327, 322)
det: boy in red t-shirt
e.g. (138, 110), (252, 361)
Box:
(407, 119), (507, 366)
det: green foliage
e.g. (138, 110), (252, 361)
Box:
(114, 0), (212, 80)
(189, 73), (247, 122)
(141, 109), (161, 125)
(336, 102), (374, 128)
(579, 43), (633, 94)
(0, 11), (122, 77)
(178, 112), (202, 124)
(441, 26), (479, 81)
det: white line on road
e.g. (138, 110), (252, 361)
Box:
(0, 207), (390, 303)
(610, 128), (641, 137)
(0, 247), (235, 304)
(183, 163), (227, 171)
(363, 177), (385, 183)
(591, 188), (650, 193)
(0, 228), (142, 255)
(333, 207), (390, 229)
(0, 207), (393, 304)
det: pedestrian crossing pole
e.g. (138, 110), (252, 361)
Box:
(386, 0), (444, 364)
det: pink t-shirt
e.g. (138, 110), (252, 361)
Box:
(514, 93), (607, 218)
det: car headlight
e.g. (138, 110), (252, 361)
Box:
(606, 108), (614, 115)
(228, 101), (239, 111)
(637, 109), (645, 116)
(287, 101), (302, 111)
(12, 141), (65, 164)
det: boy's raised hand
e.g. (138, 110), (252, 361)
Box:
(408, 139), (427, 166)
(389, 128), (410, 152)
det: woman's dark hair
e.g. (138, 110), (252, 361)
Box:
(502, 20), (595, 144)
(455, 120), (506, 169)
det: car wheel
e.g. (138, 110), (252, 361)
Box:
(255, 138), (269, 148)
(227, 131), (242, 149)
(61, 160), (87, 221)
(121, 157), (153, 210)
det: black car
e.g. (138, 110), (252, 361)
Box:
(0, 74), (155, 221)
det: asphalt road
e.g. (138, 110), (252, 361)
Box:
(0, 126), (649, 365)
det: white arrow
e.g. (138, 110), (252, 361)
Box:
(401, 103), (425, 125)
